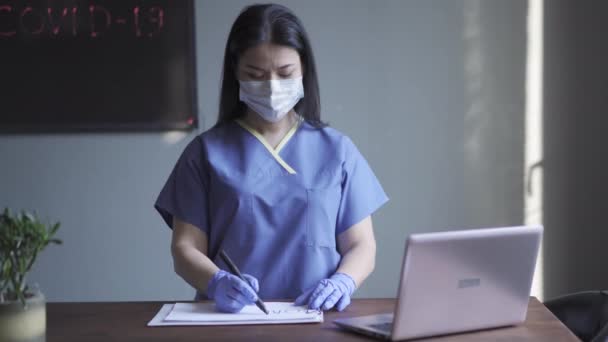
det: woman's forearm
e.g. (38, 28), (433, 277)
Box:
(171, 243), (219, 295)
(336, 240), (376, 288)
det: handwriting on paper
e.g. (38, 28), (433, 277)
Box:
(269, 308), (321, 315)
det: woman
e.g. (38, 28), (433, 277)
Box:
(155, 3), (388, 313)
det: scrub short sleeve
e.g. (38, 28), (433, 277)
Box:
(336, 137), (389, 235)
(154, 137), (209, 234)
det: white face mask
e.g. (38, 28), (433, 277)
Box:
(239, 77), (304, 123)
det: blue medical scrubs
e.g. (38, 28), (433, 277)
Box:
(155, 118), (388, 300)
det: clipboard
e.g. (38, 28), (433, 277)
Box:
(148, 302), (323, 326)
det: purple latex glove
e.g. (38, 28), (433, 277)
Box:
(206, 270), (259, 313)
(294, 272), (357, 311)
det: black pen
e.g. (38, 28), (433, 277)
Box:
(219, 249), (269, 315)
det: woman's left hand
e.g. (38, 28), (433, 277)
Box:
(294, 272), (356, 311)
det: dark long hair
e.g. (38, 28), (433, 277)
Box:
(216, 3), (324, 127)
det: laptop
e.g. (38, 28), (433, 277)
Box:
(333, 225), (543, 341)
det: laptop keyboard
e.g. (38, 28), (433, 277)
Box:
(369, 322), (393, 332)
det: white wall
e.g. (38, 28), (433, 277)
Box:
(0, 0), (527, 301)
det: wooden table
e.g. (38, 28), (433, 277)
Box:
(47, 298), (579, 341)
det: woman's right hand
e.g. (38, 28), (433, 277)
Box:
(207, 270), (260, 313)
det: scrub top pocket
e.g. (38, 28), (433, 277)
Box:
(306, 185), (341, 248)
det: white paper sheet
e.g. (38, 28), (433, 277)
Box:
(147, 302), (323, 326)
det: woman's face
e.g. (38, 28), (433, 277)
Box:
(237, 43), (303, 81)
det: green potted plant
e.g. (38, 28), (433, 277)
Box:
(0, 208), (61, 342)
